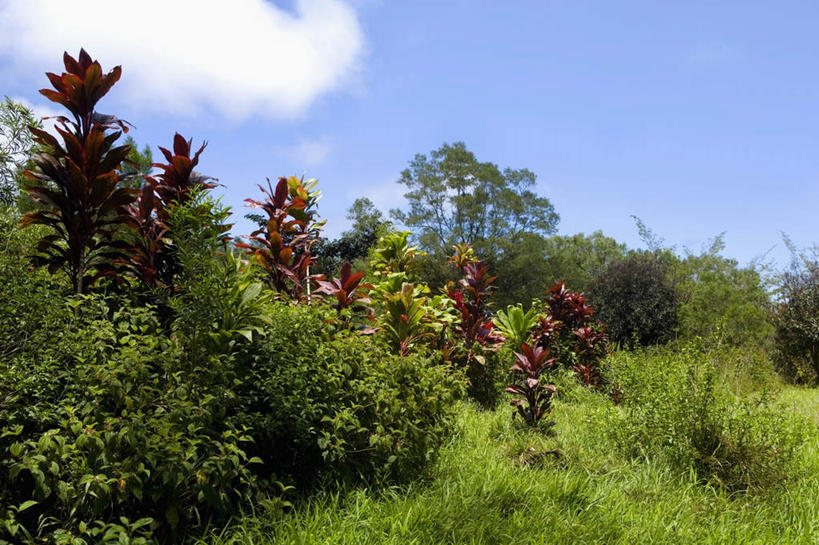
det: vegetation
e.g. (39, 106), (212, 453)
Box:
(1, 48), (817, 545)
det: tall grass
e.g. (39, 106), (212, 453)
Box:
(200, 371), (819, 545)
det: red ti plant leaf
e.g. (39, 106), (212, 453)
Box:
(21, 49), (136, 293)
(314, 260), (374, 323)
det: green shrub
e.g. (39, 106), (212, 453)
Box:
(235, 302), (466, 486)
(603, 344), (805, 491)
(588, 253), (678, 348)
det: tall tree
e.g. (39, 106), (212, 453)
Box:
(391, 142), (559, 303)
(391, 142), (559, 255)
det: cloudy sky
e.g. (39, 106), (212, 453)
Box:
(1, 0), (818, 265)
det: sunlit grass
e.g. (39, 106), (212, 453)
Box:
(202, 386), (819, 545)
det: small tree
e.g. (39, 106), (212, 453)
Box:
(588, 254), (678, 347)
(21, 50), (135, 293)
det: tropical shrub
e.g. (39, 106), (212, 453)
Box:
(505, 343), (557, 427)
(238, 176), (323, 300)
(588, 253), (678, 347)
(123, 133), (220, 289)
(233, 303), (465, 486)
(21, 49), (136, 294)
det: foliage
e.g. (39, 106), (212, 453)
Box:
(392, 142), (559, 254)
(673, 234), (772, 347)
(315, 261), (373, 326)
(771, 248), (819, 383)
(238, 176), (323, 300)
(0, 97), (39, 205)
(123, 133), (221, 289)
(370, 230), (421, 279)
(494, 304), (541, 349)
(20, 50), (137, 294)
(120, 136), (153, 189)
(539, 231), (628, 294)
(235, 303), (465, 486)
(391, 142), (560, 304)
(604, 344), (806, 491)
(313, 198), (389, 277)
(505, 343), (557, 427)
(588, 253), (678, 348)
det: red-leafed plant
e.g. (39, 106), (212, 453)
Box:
(122, 133), (220, 287)
(506, 343), (558, 427)
(237, 176), (323, 300)
(533, 281), (609, 385)
(20, 49), (136, 294)
(447, 249), (504, 366)
(315, 260), (373, 321)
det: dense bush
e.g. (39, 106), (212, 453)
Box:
(771, 254), (819, 383)
(588, 253), (678, 347)
(603, 344), (804, 491)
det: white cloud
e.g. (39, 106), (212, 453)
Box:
(0, 0), (364, 120)
(276, 136), (333, 167)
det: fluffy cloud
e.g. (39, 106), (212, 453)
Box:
(0, 0), (364, 120)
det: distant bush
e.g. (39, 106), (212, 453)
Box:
(603, 344), (804, 491)
(588, 253), (677, 347)
(771, 255), (819, 384)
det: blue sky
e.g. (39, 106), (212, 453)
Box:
(2, 0), (818, 266)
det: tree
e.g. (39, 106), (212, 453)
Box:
(391, 142), (559, 302)
(0, 97), (39, 206)
(588, 253), (678, 348)
(673, 234), (772, 346)
(313, 197), (389, 276)
(120, 135), (153, 188)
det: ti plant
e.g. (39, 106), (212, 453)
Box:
(447, 251), (503, 366)
(371, 230), (421, 278)
(380, 282), (431, 356)
(21, 49), (136, 294)
(534, 281), (609, 386)
(506, 343), (557, 427)
(494, 304), (542, 348)
(315, 261), (373, 324)
(238, 176), (324, 300)
(123, 133), (220, 288)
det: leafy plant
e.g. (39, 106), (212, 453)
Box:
(380, 282), (431, 356)
(494, 304), (541, 348)
(20, 49), (136, 293)
(123, 133), (221, 288)
(238, 176), (323, 300)
(371, 230), (421, 278)
(315, 261), (373, 324)
(506, 343), (557, 427)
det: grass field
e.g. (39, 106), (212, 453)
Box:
(201, 384), (819, 545)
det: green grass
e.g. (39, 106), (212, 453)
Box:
(202, 386), (819, 545)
